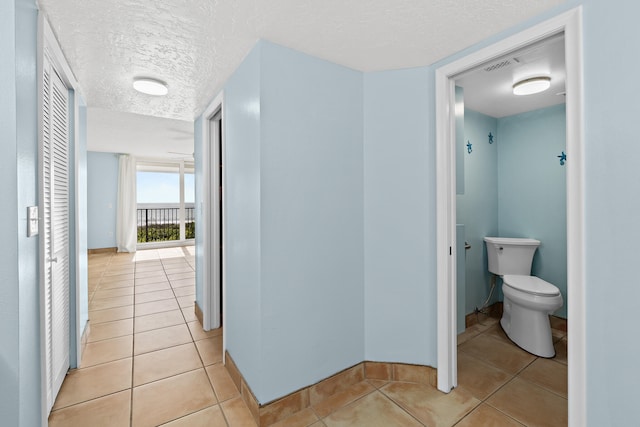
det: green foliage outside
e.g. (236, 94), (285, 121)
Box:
(138, 221), (195, 243)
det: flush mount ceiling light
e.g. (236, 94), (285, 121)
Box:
(512, 76), (551, 96)
(133, 77), (168, 96)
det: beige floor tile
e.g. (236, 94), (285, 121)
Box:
(135, 276), (170, 286)
(135, 281), (172, 294)
(457, 352), (513, 400)
(187, 321), (222, 341)
(164, 265), (194, 273)
(134, 262), (163, 272)
(172, 285), (195, 297)
(167, 271), (196, 281)
(323, 391), (421, 427)
(367, 379), (389, 389)
(132, 369), (216, 427)
(162, 405), (227, 427)
(92, 287), (135, 299)
(133, 343), (203, 386)
(134, 289), (175, 304)
(177, 295), (195, 308)
(221, 396), (258, 427)
(135, 298), (180, 316)
(182, 307), (198, 322)
(135, 270), (168, 279)
(89, 295), (134, 311)
(205, 364), (240, 402)
(487, 378), (568, 427)
(381, 382), (479, 427)
(135, 309), (185, 333)
(49, 389), (131, 427)
(101, 273), (135, 282)
(99, 279), (135, 290)
(457, 323), (486, 346)
(553, 338), (567, 365)
(313, 380), (375, 418)
(52, 358), (132, 409)
(195, 335), (223, 366)
(270, 408), (319, 427)
(310, 422), (327, 427)
(81, 335), (133, 367)
(171, 278), (196, 288)
(134, 324), (192, 355)
(90, 305), (134, 324)
(459, 333), (536, 375)
(519, 358), (568, 398)
(88, 318), (133, 342)
(456, 403), (525, 427)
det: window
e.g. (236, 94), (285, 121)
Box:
(136, 160), (195, 244)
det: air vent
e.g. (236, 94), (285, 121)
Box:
(484, 59), (512, 72)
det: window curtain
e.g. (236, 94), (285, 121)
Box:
(116, 154), (137, 252)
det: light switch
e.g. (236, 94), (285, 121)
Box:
(27, 206), (39, 237)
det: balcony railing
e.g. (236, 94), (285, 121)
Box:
(137, 204), (195, 243)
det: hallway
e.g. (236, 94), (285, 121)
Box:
(48, 247), (256, 426)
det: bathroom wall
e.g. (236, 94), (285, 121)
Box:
(459, 105), (566, 319)
(87, 152), (118, 249)
(456, 109), (499, 315)
(498, 104), (567, 318)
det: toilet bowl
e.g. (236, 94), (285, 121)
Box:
(483, 237), (563, 358)
(501, 275), (563, 357)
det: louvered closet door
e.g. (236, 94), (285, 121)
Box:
(42, 53), (70, 414)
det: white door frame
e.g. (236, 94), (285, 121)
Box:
(435, 7), (585, 425)
(201, 92), (224, 334)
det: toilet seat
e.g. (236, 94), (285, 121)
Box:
(503, 274), (560, 296)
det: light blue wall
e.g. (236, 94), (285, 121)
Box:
(457, 109), (499, 315)
(0, 0), (43, 425)
(87, 151), (118, 249)
(0, 1), (22, 424)
(260, 42), (364, 400)
(581, 0), (640, 424)
(222, 42), (263, 398)
(498, 104), (567, 317)
(363, 67), (436, 365)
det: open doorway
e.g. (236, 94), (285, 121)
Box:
(201, 93), (224, 333)
(435, 7), (585, 425)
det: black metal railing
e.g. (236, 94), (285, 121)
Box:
(137, 206), (195, 243)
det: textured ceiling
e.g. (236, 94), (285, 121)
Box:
(38, 0), (566, 121)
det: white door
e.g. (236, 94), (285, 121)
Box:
(41, 52), (71, 413)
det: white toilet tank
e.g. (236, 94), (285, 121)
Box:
(484, 237), (540, 275)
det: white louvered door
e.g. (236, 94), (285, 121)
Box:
(42, 52), (70, 414)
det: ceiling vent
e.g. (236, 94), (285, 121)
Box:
(484, 59), (513, 72)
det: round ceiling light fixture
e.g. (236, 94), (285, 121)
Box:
(512, 76), (551, 96)
(133, 77), (168, 96)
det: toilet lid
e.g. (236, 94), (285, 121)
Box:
(502, 274), (560, 296)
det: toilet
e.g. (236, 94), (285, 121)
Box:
(483, 237), (563, 357)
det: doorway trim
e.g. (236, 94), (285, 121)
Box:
(435, 7), (585, 425)
(201, 92), (224, 335)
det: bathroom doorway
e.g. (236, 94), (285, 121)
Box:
(435, 7), (585, 425)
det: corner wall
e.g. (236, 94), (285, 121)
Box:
(363, 68), (437, 365)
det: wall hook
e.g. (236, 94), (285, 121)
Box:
(467, 141), (472, 154)
(558, 151), (567, 165)
(488, 132), (494, 144)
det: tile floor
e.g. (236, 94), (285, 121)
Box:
(49, 247), (568, 426)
